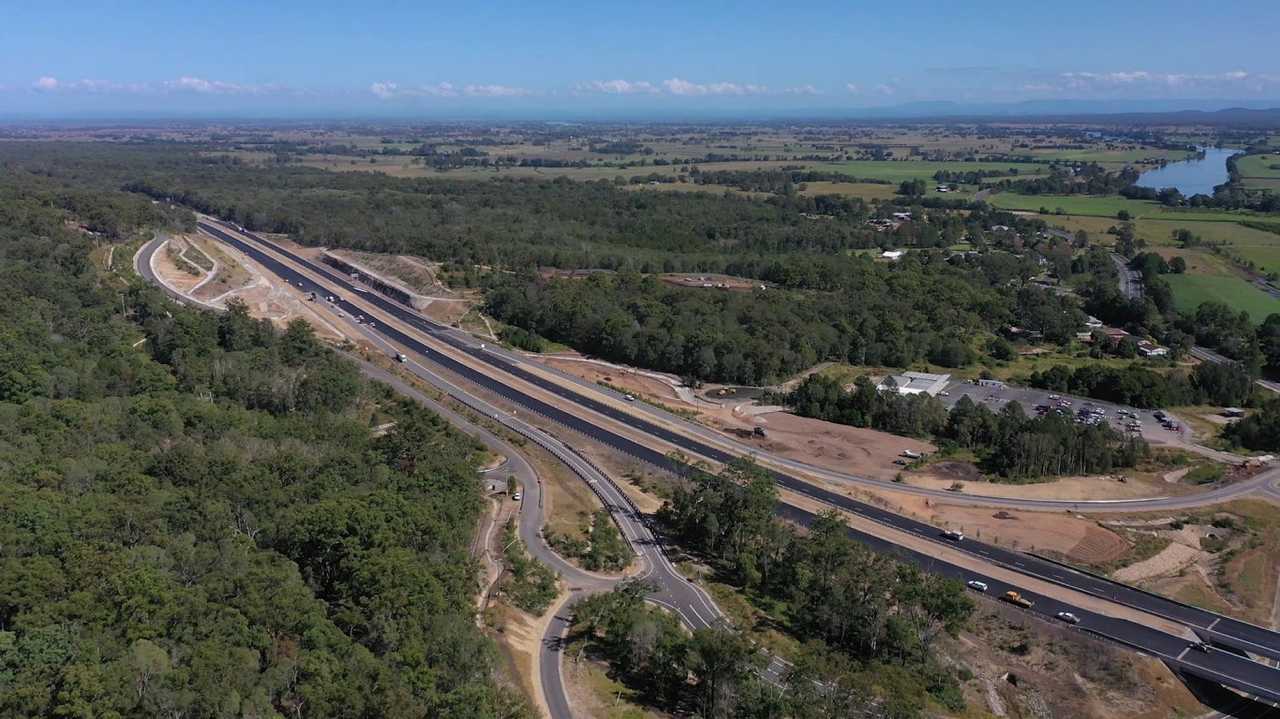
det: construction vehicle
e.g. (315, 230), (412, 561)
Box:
(1002, 590), (1033, 608)
(753, 426), (767, 438)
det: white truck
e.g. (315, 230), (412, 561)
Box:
(901, 449), (923, 460)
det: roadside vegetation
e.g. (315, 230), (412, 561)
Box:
(580, 458), (979, 718)
(498, 521), (560, 614)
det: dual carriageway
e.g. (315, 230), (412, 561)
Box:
(146, 219), (1280, 710)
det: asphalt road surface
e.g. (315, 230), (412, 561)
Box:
(343, 328), (791, 715)
(182, 222), (1280, 707)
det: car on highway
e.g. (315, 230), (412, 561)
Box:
(966, 580), (988, 592)
(624, 394), (636, 401)
(1189, 641), (1212, 653)
(395, 353), (407, 363)
(1055, 611), (1080, 624)
(941, 529), (964, 542)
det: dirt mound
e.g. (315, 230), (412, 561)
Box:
(929, 460), (981, 481)
(1112, 542), (1201, 583)
(1066, 525), (1131, 565)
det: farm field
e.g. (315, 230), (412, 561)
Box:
(1023, 147), (1194, 163)
(1164, 274), (1278, 321)
(1234, 153), (1280, 179)
(819, 159), (1051, 182)
(1243, 177), (1280, 192)
(988, 192), (1260, 222)
(1140, 219), (1280, 272)
(797, 181), (897, 200)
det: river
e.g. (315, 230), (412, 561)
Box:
(1135, 146), (1241, 197)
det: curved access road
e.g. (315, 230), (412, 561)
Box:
(341, 326), (792, 717)
(184, 223), (1280, 707)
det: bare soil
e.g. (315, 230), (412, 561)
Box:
(189, 235), (256, 300)
(153, 235), (347, 341)
(539, 356), (689, 406)
(713, 410), (936, 482)
(902, 471), (1177, 501)
(658, 272), (763, 291)
(953, 601), (1203, 719)
(1112, 541), (1201, 583)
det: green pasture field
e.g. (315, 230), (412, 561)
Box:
(817, 160), (1051, 183)
(1235, 154), (1280, 179)
(1165, 274), (1278, 321)
(987, 193), (1260, 222)
(1023, 147), (1194, 164)
(1139, 219), (1280, 272)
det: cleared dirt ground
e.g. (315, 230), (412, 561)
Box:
(152, 236), (347, 341)
(539, 356), (689, 406)
(902, 468), (1180, 501)
(953, 602), (1203, 719)
(718, 410), (936, 482)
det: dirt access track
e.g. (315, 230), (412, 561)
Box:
(149, 232), (348, 341)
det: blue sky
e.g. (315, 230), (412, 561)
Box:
(3, 0), (1279, 117)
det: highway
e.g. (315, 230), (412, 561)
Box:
(147, 226), (1278, 514)
(349, 359), (736, 718)
(140, 234), (772, 716)
(180, 221), (1280, 707)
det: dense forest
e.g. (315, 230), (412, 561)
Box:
(483, 261), (1086, 385)
(781, 376), (1148, 479)
(1029, 360), (1255, 409)
(0, 174), (526, 716)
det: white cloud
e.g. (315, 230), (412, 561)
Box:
(662, 78), (702, 95)
(845, 83), (861, 94)
(1057, 69), (1271, 95)
(370, 81), (459, 99)
(463, 83), (531, 97)
(370, 81), (399, 99)
(661, 78), (768, 96)
(874, 83), (896, 95)
(576, 79), (660, 95)
(165, 76), (250, 94)
(783, 84), (820, 96)
(29, 74), (282, 96)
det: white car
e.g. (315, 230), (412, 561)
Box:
(511, 492), (522, 502)
(966, 580), (988, 592)
(942, 530), (965, 542)
(1055, 611), (1080, 624)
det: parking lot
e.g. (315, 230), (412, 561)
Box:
(937, 379), (1191, 447)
